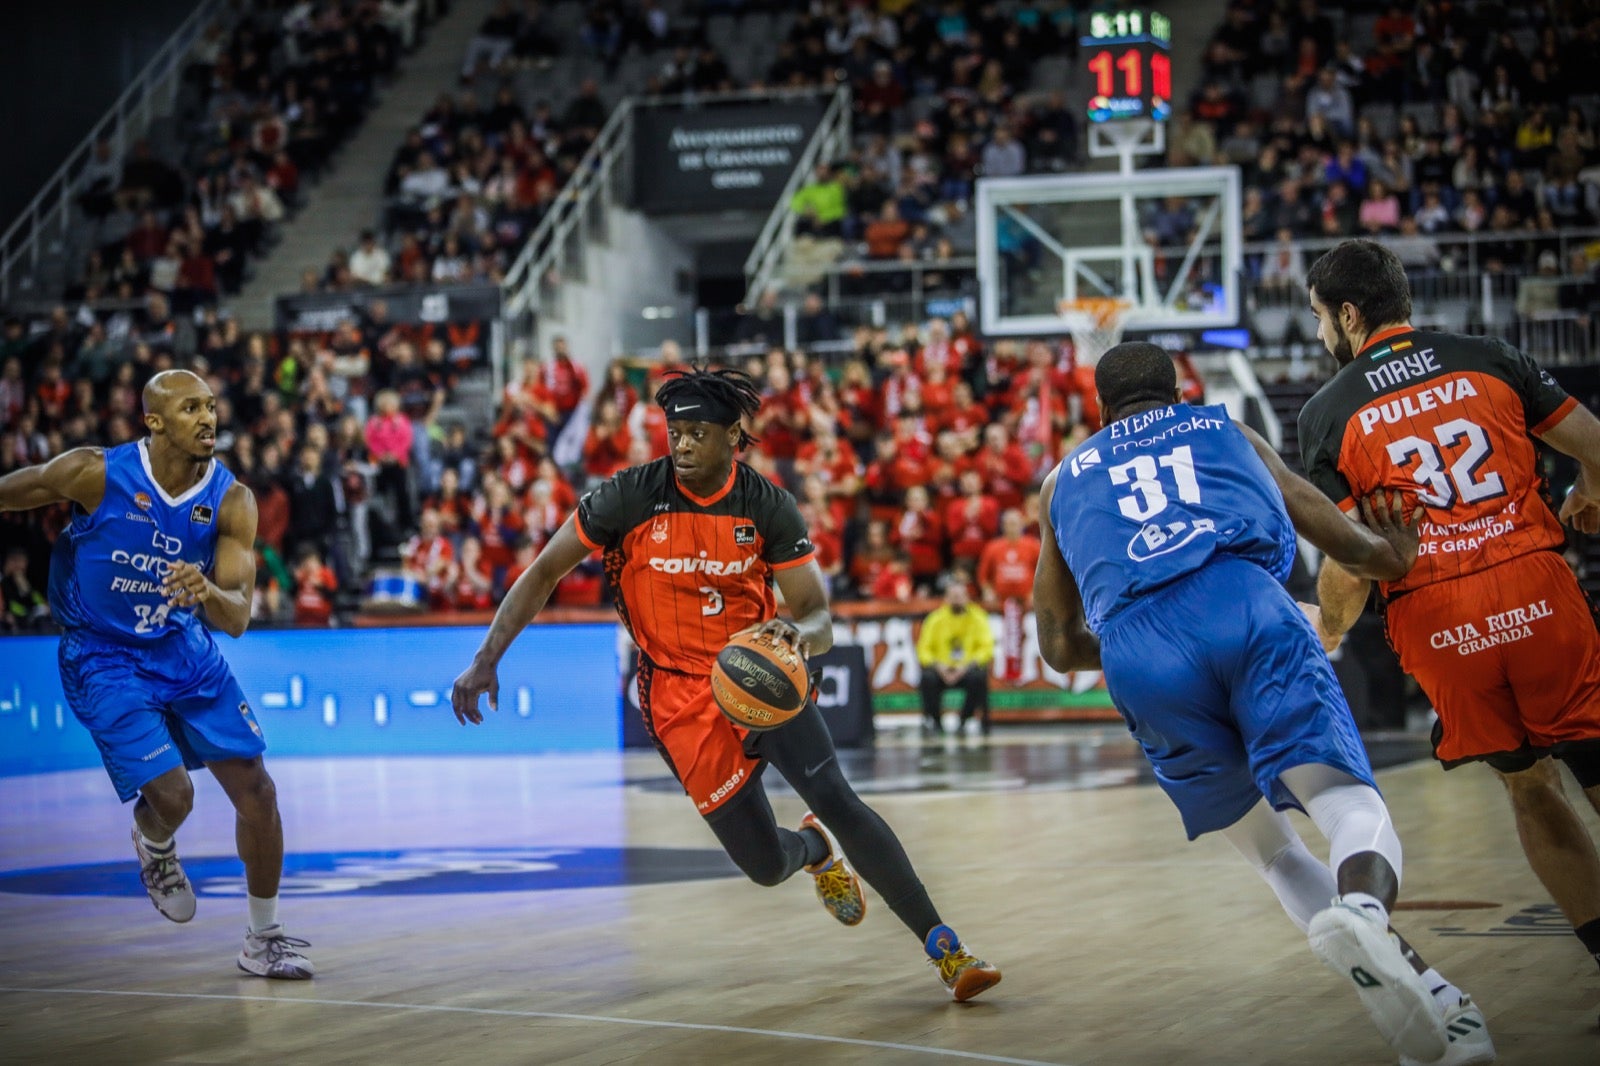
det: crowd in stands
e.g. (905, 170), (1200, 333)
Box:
(305, 0), (1088, 304)
(59, 0), (438, 314)
(1193, 0), (1600, 290)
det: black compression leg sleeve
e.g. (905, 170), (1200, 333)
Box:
(761, 703), (944, 937)
(703, 778), (822, 886)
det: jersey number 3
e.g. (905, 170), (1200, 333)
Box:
(1109, 445), (1202, 521)
(1385, 418), (1506, 508)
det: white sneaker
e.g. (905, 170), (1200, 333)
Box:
(1400, 996), (1496, 1065)
(1309, 902), (1447, 1063)
(132, 827), (196, 923)
(238, 925), (315, 979)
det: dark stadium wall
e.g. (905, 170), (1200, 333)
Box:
(0, 0), (202, 226)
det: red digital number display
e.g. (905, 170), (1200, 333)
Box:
(1085, 44), (1171, 124)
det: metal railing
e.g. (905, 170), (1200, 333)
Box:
(0, 0), (239, 304)
(498, 96), (636, 392)
(742, 86), (853, 302)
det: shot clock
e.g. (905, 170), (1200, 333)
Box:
(1082, 8), (1172, 125)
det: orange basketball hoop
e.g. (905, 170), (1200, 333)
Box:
(1058, 297), (1133, 366)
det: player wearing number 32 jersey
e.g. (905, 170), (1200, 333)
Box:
(1301, 239), (1600, 978)
(0, 370), (311, 979)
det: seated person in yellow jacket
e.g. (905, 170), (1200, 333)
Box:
(916, 576), (995, 735)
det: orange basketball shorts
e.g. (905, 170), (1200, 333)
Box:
(1385, 550), (1600, 765)
(635, 657), (761, 815)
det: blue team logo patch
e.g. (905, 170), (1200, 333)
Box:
(1127, 518), (1219, 562)
(191, 504), (214, 525)
(0, 847), (740, 898)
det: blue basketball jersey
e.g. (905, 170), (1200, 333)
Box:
(1051, 403), (1296, 634)
(49, 440), (237, 645)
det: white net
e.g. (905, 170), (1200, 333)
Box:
(1059, 298), (1133, 366)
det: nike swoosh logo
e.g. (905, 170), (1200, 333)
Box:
(803, 757), (833, 778)
(671, 404), (700, 413)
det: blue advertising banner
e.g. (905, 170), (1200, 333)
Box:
(0, 624), (621, 777)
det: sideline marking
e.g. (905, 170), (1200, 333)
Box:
(0, 986), (1067, 1066)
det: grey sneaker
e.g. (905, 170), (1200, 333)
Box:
(132, 827), (196, 923)
(238, 925), (315, 980)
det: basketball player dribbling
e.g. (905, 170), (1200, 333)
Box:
(0, 370), (312, 979)
(1300, 238), (1600, 982)
(450, 366), (1002, 1001)
(1035, 344), (1490, 1064)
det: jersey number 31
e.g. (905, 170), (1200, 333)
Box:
(1109, 445), (1202, 521)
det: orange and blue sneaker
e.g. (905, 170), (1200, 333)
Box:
(925, 924), (1002, 1002)
(801, 812), (865, 926)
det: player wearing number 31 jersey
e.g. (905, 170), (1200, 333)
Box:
(1301, 238), (1600, 980)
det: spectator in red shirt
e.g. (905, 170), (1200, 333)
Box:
(292, 548), (337, 625)
(402, 508), (455, 609)
(863, 433), (926, 521)
(544, 335), (590, 434)
(497, 355), (559, 439)
(869, 555), (915, 603)
(471, 477), (524, 574)
(797, 473), (844, 586)
(449, 536), (494, 611)
(423, 466), (471, 535)
(916, 318), (963, 378)
(522, 479), (568, 554)
(864, 201), (911, 259)
(753, 362), (806, 462)
(940, 380), (989, 444)
(583, 394), (632, 479)
(848, 519), (895, 599)
(494, 434), (537, 493)
(925, 430), (968, 503)
(875, 348), (922, 425)
(794, 426), (859, 528)
(978, 508), (1042, 609)
(894, 484), (945, 592)
(970, 423), (1033, 511)
(944, 469), (1001, 572)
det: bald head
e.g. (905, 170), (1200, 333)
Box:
(142, 369), (211, 416)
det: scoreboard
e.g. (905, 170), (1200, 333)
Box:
(1082, 8), (1172, 125)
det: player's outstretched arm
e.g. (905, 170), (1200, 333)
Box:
(1238, 425), (1418, 582)
(770, 559), (836, 658)
(0, 447), (105, 513)
(450, 514), (592, 725)
(164, 482), (258, 638)
(1537, 402), (1600, 534)
(1032, 468), (1100, 672)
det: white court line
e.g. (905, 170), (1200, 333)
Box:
(0, 986), (1068, 1066)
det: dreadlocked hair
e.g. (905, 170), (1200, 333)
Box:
(654, 364), (763, 450)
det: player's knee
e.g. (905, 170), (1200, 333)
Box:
(144, 773), (194, 826)
(732, 849), (789, 887)
(1495, 756), (1565, 801)
(233, 767), (279, 822)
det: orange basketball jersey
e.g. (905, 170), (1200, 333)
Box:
(1298, 327), (1577, 596)
(575, 459), (816, 674)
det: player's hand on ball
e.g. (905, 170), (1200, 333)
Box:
(1359, 489), (1426, 572)
(1298, 601), (1343, 654)
(162, 561), (211, 608)
(450, 657), (500, 725)
(1559, 486), (1600, 535)
(735, 619), (809, 657)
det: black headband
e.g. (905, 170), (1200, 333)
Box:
(661, 381), (742, 426)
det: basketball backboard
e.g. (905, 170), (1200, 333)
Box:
(975, 166), (1243, 338)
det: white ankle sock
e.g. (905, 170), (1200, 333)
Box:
(1420, 967), (1461, 1011)
(1340, 891), (1389, 926)
(248, 894), (279, 934)
(138, 830), (173, 852)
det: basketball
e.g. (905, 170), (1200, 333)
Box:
(711, 630), (810, 731)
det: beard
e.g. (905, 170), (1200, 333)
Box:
(1329, 323), (1356, 366)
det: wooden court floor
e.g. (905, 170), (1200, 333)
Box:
(1, 730), (1597, 1065)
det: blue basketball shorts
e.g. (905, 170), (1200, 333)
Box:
(58, 628), (266, 802)
(1098, 556), (1378, 839)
